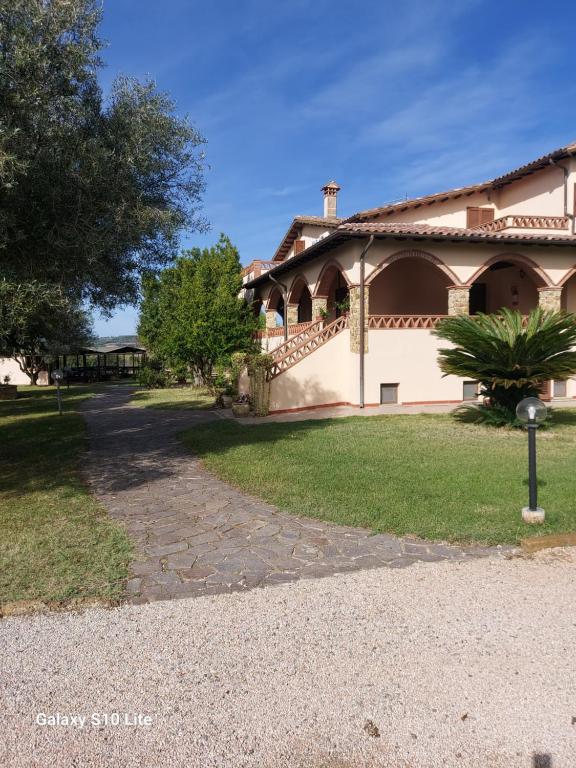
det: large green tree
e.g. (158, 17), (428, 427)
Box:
(0, 0), (206, 311)
(138, 235), (258, 382)
(0, 281), (92, 383)
(435, 308), (576, 424)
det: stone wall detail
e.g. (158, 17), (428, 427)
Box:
(538, 287), (563, 312)
(448, 286), (470, 316)
(286, 304), (299, 325)
(265, 309), (277, 329)
(349, 285), (369, 353)
(311, 296), (328, 319)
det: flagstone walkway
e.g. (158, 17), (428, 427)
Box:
(81, 388), (512, 603)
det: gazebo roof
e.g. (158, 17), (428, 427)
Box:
(78, 343), (146, 355)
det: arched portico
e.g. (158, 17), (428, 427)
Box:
(368, 252), (452, 315)
(366, 249), (460, 288)
(265, 287), (284, 328)
(287, 275), (313, 323)
(468, 254), (549, 314)
(313, 260), (350, 320)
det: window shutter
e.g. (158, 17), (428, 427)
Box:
(467, 207), (494, 228)
(293, 239), (305, 255)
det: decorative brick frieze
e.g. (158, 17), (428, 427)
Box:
(538, 287), (563, 312)
(448, 286), (470, 315)
(349, 285), (369, 353)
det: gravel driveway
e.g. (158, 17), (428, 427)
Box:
(1, 551), (575, 767)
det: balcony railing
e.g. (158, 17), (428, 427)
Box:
(255, 321), (315, 338)
(242, 260), (277, 283)
(474, 215), (569, 233)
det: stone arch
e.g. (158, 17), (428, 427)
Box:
(365, 249), (460, 286)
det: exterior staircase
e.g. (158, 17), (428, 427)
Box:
(269, 315), (349, 379)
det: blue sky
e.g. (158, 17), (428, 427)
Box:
(93, 0), (576, 336)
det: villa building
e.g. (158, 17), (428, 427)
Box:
(242, 141), (576, 414)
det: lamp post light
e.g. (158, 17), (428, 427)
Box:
(515, 397), (548, 524)
(51, 369), (64, 415)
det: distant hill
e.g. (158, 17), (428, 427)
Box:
(95, 335), (142, 347)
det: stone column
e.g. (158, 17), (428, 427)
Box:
(265, 308), (277, 329)
(448, 286), (470, 315)
(349, 285), (369, 353)
(311, 296), (328, 320)
(286, 304), (299, 326)
(538, 287), (563, 312)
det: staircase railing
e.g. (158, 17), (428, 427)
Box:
(268, 319), (324, 360)
(269, 315), (349, 379)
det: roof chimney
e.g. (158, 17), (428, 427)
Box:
(321, 180), (341, 218)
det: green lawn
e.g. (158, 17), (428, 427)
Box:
(0, 385), (132, 606)
(131, 385), (215, 410)
(182, 411), (576, 545)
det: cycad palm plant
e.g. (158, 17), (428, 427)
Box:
(435, 308), (576, 424)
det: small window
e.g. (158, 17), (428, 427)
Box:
(466, 207), (494, 228)
(380, 383), (398, 404)
(553, 380), (567, 398)
(293, 239), (306, 256)
(463, 381), (479, 400)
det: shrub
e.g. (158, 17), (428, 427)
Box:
(435, 308), (576, 426)
(138, 364), (169, 389)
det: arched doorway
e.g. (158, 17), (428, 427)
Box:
(469, 257), (545, 314)
(368, 256), (450, 315)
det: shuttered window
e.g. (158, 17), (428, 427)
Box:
(293, 239), (305, 255)
(466, 207), (495, 228)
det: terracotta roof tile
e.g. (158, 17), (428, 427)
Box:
(272, 215), (341, 262)
(338, 221), (576, 242)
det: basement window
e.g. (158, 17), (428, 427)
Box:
(463, 381), (479, 400)
(380, 383), (398, 404)
(553, 380), (567, 398)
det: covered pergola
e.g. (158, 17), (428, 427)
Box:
(50, 343), (147, 382)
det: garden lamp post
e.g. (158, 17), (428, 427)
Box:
(51, 369), (64, 415)
(515, 397), (548, 524)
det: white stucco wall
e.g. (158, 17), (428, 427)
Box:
(363, 330), (464, 404)
(496, 165), (565, 217)
(373, 191), (495, 228)
(269, 330), (352, 412)
(0, 358), (30, 385)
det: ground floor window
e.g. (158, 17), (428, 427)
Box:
(463, 381), (479, 400)
(553, 380), (567, 398)
(380, 383), (398, 404)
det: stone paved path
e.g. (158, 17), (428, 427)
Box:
(81, 388), (512, 603)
